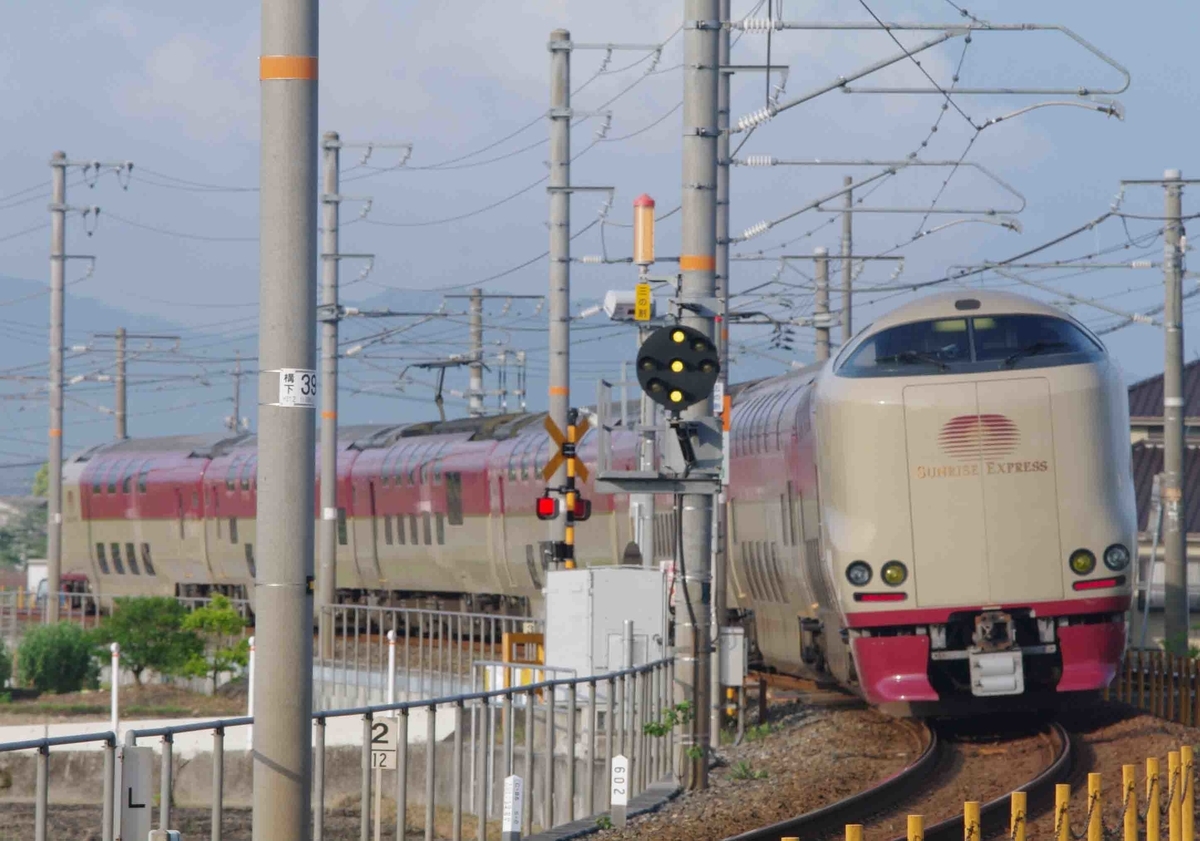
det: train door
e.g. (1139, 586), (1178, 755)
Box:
(357, 480), (384, 589)
(488, 472), (515, 589)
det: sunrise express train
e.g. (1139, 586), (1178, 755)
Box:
(60, 290), (1137, 713)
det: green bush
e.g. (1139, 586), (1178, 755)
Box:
(17, 622), (99, 694)
(183, 595), (250, 686)
(94, 597), (203, 685)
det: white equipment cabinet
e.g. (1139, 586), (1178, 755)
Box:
(544, 567), (668, 684)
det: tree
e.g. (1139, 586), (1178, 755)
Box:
(183, 595), (250, 687)
(31, 464), (48, 498)
(94, 597), (203, 686)
(16, 622), (98, 694)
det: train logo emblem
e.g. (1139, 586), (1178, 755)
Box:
(937, 413), (1019, 461)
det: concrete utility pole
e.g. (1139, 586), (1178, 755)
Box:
(92, 330), (180, 441)
(548, 29), (572, 551)
(230, 351), (244, 432)
(254, 0), (317, 835)
(468, 288), (485, 417)
(1162, 168), (1188, 653)
(814, 247), (830, 362)
(841, 177), (853, 343)
(710, 0), (732, 753)
(114, 327), (126, 440)
(318, 130), (339, 660)
(46, 151), (65, 624)
(677, 0), (718, 790)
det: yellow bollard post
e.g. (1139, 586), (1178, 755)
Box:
(1088, 773), (1103, 841)
(1011, 791), (1027, 841)
(1151, 756), (1163, 841)
(1183, 745), (1195, 841)
(964, 801), (981, 841)
(1056, 783), (1071, 841)
(1124, 764), (1139, 841)
(845, 825), (864, 841)
(908, 815), (924, 841)
(1171, 751), (1183, 841)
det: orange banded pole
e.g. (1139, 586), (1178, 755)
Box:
(563, 408), (578, 569)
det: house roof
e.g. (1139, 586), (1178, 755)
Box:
(1128, 358), (1200, 422)
(1130, 441), (1200, 534)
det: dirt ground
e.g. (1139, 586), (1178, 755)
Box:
(0, 682), (246, 726)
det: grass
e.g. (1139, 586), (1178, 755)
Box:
(729, 760), (768, 781)
(0, 683), (245, 721)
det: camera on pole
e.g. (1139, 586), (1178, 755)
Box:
(635, 324), (720, 412)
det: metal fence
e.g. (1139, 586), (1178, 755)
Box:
(2, 657), (675, 841)
(1106, 649), (1200, 724)
(315, 604), (543, 708)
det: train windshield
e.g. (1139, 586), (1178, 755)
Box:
(837, 314), (1104, 378)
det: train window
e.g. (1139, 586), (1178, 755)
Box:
(395, 515), (405, 545)
(838, 314), (1104, 377)
(107, 462), (122, 494)
(422, 512), (432, 546)
(969, 314), (1103, 366)
(244, 543), (256, 578)
(384, 515), (393, 545)
(110, 543), (125, 574)
(136, 461), (150, 493)
(409, 514), (418, 544)
(337, 509), (348, 546)
(91, 467), (102, 494)
(121, 462), (134, 494)
(446, 473), (464, 525)
(229, 518), (239, 545)
(95, 543), (110, 575)
(226, 458), (239, 491)
(240, 458), (253, 491)
(436, 513), (445, 545)
(433, 459), (443, 484)
(126, 543), (140, 575)
(140, 543), (155, 576)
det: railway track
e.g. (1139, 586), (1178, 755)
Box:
(721, 721), (1075, 841)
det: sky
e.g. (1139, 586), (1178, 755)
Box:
(0, 0), (1198, 483)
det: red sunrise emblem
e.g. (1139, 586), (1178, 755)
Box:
(937, 413), (1020, 461)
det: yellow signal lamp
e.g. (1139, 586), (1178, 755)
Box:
(671, 329), (686, 343)
(670, 359), (685, 373)
(669, 390), (684, 403)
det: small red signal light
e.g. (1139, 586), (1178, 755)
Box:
(536, 495), (558, 521)
(573, 498), (592, 522)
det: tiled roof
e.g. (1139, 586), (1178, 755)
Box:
(1130, 440), (1200, 534)
(1128, 359), (1200, 420)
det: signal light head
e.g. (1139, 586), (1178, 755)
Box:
(636, 324), (720, 411)
(573, 498), (592, 521)
(535, 494), (558, 521)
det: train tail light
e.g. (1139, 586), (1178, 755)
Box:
(853, 592), (907, 603)
(536, 495), (558, 521)
(1072, 575), (1126, 592)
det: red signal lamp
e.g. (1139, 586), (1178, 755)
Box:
(535, 494), (559, 521)
(573, 498), (592, 522)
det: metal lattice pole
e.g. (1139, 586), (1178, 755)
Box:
(318, 130), (340, 660)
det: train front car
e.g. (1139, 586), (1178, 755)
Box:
(812, 290), (1136, 715)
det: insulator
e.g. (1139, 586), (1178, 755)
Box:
(581, 255), (603, 264)
(736, 108), (775, 132)
(744, 155), (777, 167)
(742, 220), (770, 241)
(1131, 260), (1153, 269)
(739, 18), (780, 32)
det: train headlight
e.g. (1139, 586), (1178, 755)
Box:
(1069, 549), (1096, 576)
(1103, 544), (1131, 571)
(881, 561), (908, 587)
(845, 561), (872, 587)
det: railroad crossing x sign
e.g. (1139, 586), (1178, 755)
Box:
(542, 416), (590, 482)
